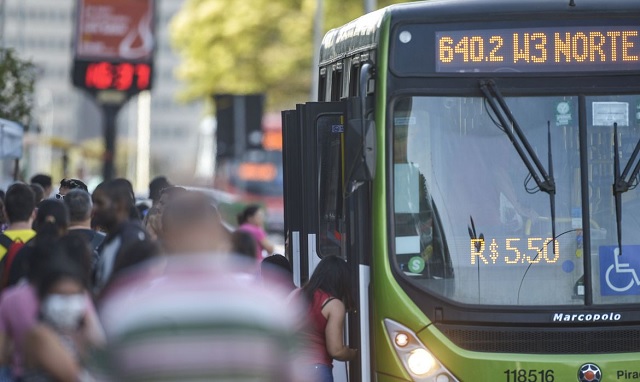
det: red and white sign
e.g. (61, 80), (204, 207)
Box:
(75, 0), (154, 61)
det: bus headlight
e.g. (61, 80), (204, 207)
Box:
(384, 319), (459, 382)
(407, 349), (436, 375)
(395, 333), (410, 347)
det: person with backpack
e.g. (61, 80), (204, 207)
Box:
(0, 184), (37, 287)
(4, 199), (70, 289)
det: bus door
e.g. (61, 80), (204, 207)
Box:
(282, 107), (305, 287)
(282, 101), (363, 382)
(283, 102), (345, 283)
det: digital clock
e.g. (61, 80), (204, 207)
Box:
(436, 26), (640, 73)
(73, 61), (152, 93)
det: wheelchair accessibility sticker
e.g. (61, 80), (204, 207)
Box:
(599, 246), (640, 295)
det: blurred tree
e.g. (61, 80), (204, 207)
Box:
(170, 0), (405, 111)
(0, 48), (36, 127)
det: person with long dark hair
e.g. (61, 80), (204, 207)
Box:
(300, 255), (357, 382)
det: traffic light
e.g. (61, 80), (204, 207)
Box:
(214, 94), (264, 159)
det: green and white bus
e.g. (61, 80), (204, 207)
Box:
(282, 0), (640, 380)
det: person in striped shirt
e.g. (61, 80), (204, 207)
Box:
(94, 191), (314, 381)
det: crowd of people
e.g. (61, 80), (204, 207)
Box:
(0, 174), (357, 382)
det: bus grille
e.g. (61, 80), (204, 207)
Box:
(435, 324), (640, 354)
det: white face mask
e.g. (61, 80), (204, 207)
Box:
(41, 294), (86, 330)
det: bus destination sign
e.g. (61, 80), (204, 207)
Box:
(436, 26), (639, 73)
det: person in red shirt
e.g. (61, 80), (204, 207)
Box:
(299, 255), (357, 382)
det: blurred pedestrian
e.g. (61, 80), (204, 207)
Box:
(93, 190), (313, 380)
(157, 185), (186, 207)
(109, 239), (162, 285)
(148, 176), (171, 208)
(5, 199), (69, 289)
(110, 178), (141, 222)
(29, 184), (45, 205)
(92, 179), (147, 296)
(56, 233), (105, 345)
(231, 229), (258, 260)
(297, 255), (357, 381)
(29, 174), (52, 199)
(23, 255), (99, 381)
(261, 254), (295, 292)
(56, 178), (88, 200)
(161, 191), (230, 255)
(0, 232), (103, 381)
(0, 183), (36, 253)
(142, 207), (161, 241)
(143, 185), (186, 241)
(236, 204), (274, 259)
(98, 258), (312, 381)
(0, 184), (37, 286)
(64, 189), (105, 254)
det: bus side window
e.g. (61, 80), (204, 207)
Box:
(318, 68), (327, 101)
(317, 116), (344, 258)
(331, 64), (344, 101)
(348, 62), (360, 97)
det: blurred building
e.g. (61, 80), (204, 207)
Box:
(1, 0), (202, 188)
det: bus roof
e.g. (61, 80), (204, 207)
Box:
(319, 0), (640, 67)
(320, 9), (385, 67)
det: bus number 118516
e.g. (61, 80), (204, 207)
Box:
(504, 369), (555, 382)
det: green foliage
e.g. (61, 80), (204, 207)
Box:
(170, 0), (406, 111)
(170, 0), (311, 110)
(0, 48), (36, 127)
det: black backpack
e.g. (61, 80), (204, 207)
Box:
(0, 234), (25, 289)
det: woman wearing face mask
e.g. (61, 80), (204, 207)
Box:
(0, 200), (79, 379)
(22, 255), (97, 382)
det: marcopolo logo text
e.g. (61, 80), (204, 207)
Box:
(553, 312), (621, 322)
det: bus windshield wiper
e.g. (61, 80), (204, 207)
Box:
(479, 80), (556, 247)
(612, 122), (640, 254)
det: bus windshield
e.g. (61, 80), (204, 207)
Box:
(392, 94), (640, 306)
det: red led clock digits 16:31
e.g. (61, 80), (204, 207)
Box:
(84, 62), (151, 91)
